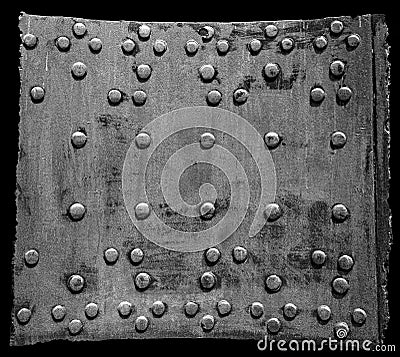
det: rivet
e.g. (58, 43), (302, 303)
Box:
(132, 90), (147, 105)
(136, 64), (152, 81)
(311, 249), (327, 266)
(127, 248), (143, 266)
(68, 319), (83, 335)
(184, 301), (199, 317)
(264, 203), (282, 222)
(263, 63), (280, 79)
(232, 246), (247, 264)
(22, 34), (37, 49)
(68, 274), (85, 293)
(337, 86), (352, 103)
(134, 272), (151, 290)
(117, 301), (132, 317)
(233, 88), (249, 104)
(330, 60), (345, 78)
(68, 202), (86, 221)
(152, 301), (166, 317)
(250, 302), (264, 319)
(71, 131), (87, 149)
(352, 308), (367, 325)
(280, 37), (294, 52)
(30, 86), (45, 103)
(199, 64), (215, 82)
(121, 39), (136, 54)
(88, 37), (102, 53)
(199, 201), (215, 220)
(334, 321), (349, 339)
(265, 24), (278, 38)
(283, 303), (298, 319)
(85, 302), (99, 319)
(332, 277), (350, 295)
(51, 305), (66, 321)
(135, 132), (151, 149)
(16, 308), (32, 324)
(314, 36), (328, 50)
(200, 132), (215, 149)
(200, 271), (216, 290)
(138, 24), (151, 40)
(249, 39), (262, 53)
(201, 314), (215, 331)
(330, 20), (344, 35)
(216, 39), (229, 54)
(199, 26), (215, 40)
(135, 202), (150, 220)
(153, 39), (167, 54)
(206, 90), (222, 106)
(135, 316), (149, 332)
(185, 39), (199, 55)
(264, 132), (281, 149)
(55, 36), (71, 51)
(107, 89), (122, 105)
(265, 274), (282, 292)
(73, 22), (87, 37)
(24, 249), (39, 267)
(310, 87), (325, 103)
(347, 34), (361, 48)
(338, 254), (354, 271)
(317, 305), (332, 321)
(332, 203), (349, 222)
(71, 62), (87, 79)
(266, 317), (281, 334)
(104, 248), (119, 264)
(205, 247), (221, 264)
(217, 300), (231, 316)
(330, 131), (347, 149)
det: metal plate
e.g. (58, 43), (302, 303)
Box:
(12, 13), (390, 345)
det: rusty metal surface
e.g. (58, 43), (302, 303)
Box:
(13, 13), (390, 345)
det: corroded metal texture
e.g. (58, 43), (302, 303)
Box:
(13, 13), (390, 345)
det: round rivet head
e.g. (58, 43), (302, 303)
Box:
(68, 319), (83, 335)
(184, 301), (199, 317)
(56, 36), (71, 51)
(52, 305), (66, 321)
(88, 37), (102, 53)
(104, 248), (119, 264)
(130, 248), (144, 265)
(266, 317), (281, 334)
(135, 202), (150, 220)
(332, 203), (349, 222)
(132, 90), (147, 105)
(153, 39), (167, 54)
(71, 131), (87, 149)
(24, 249), (39, 266)
(264, 132), (281, 149)
(136, 64), (152, 80)
(264, 203), (282, 222)
(265, 274), (282, 292)
(68, 202), (86, 221)
(71, 62), (87, 79)
(314, 36), (328, 50)
(216, 39), (229, 54)
(200, 271), (216, 290)
(217, 300), (231, 316)
(334, 322), (349, 339)
(199, 26), (214, 40)
(85, 302), (99, 319)
(205, 247), (221, 265)
(337, 86), (352, 103)
(249, 39), (262, 53)
(185, 39), (199, 55)
(330, 60), (345, 78)
(283, 303), (297, 319)
(134, 272), (151, 290)
(117, 301), (132, 317)
(347, 34), (361, 48)
(107, 89), (122, 105)
(138, 24), (151, 40)
(352, 308), (367, 325)
(152, 301), (166, 317)
(199, 64), (215, 82)
(73, 22), (87, 37)
(265, 24), (278, 38)
(281, 37), (294, 52)
(206, 90), (222, 106)
(232, 246), (247, 264)
(121, 39), (136, 54)
(317, 305), (332, 321)
(331, 131), (347, 149)
(250, 302), (264, 319)
(338, 254), (354, 271)
(200, 132), (215, 149)
(263, 63), (280, 79)
(201, 314), (215, 331)
(233, 88), (249, 104)
(30, 86), (45, 103)
(68, 274), (85, 293)
(22, 34), (37, 49)
(330, 20), (344, 35)
(135, 132), (151, 149)
(310, 87), (325, 103)
(332, 277), (350, 295)
(199, 202), (215, 220)
(311, 249), (327, 266)
(16, 308), (32, 324)
(135, 316), (149, 332)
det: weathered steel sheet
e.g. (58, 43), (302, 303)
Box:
(12, 13), (390, 345)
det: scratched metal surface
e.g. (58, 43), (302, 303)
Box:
(12, 13), (389, 345)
